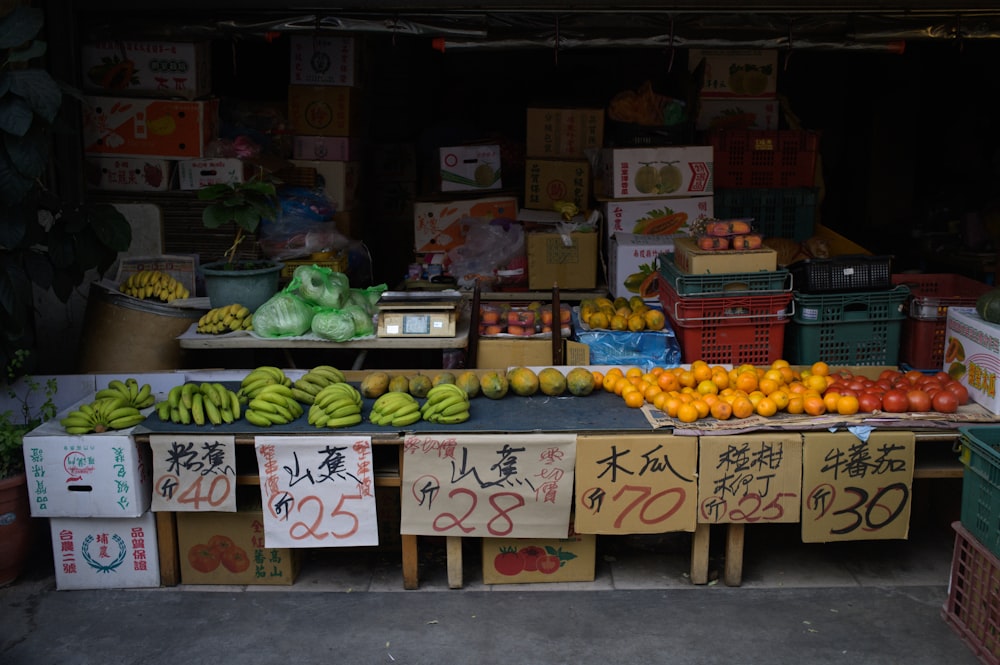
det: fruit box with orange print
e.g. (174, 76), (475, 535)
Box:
(413, 195), (519, 254)
(81, 41), (212, 100)
(609, 232), (679, 301)
(176, 509), (300, 585)
(82, 96), (219, 158)
(600, 195), (714, 241)
(482, 525), (596, 584)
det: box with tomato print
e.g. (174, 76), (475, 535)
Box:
(176, 505), (300, 585)
(482, 523), (596, 584)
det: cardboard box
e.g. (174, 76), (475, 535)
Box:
(695, 98), (780, 131)
(85, 157), (172, 192)
(672, 235), (777, 274)
(482, 524), (596, 584)
(440, 144), (502, 192)
(609, 233), (678, 300)
(290, 159), (361, 210)
(279, 252), (349, 280)
(527, 231), (599, 290)
(524, 158), (591, 211)
(599, 146), (713, 199)
(176, 158), (246, 190)
(82, 96), (219, 158)
(943, 307), (1000, 414)
(115, 254), (199, 298)
(176, 507), (300, 585)
(289, 35), (361, 87)
(50, 512), (160, 590)
(287, 85), (362, 137)
(475, 339), (589, 369)
(689, 48), (779, 98)
(292, 136), (363, 161)
(525, 107), (605, 158)
(414, 195), (518, 254)
(81, 40), (211, 99)
(600, 196), (714, 239)
(23, 413), (153, 518)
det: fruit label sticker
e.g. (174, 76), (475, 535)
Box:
(400, 433), (576, 538)
(150, 434), (237, 513)
(574, 433), (698, 534)
(801, 431), (914, 543)
(255, 435), (379, 548)
(697, 434), (802, 524)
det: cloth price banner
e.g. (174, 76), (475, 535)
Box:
(574, 433), (698, 534)
(801, 430), (915, 543)
(254, 435), (379, 549)
(401, 433), (576, 539)
(149, 434), (237, 512)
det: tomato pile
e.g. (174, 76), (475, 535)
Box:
(824, 367), (969, 415)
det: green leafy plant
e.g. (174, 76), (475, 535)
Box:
(197, 177), (281, 267)
(0, 349), (56, 479)
(0, 6), (131, 370)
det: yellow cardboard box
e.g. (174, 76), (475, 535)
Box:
(482, 524), (596, 584)
(526, 231), (599, 290)
(673, 236), (777, 274)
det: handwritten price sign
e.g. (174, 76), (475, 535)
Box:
(255, 436), (379, 549)
(801, 431), (915, 543)
(149, 434), (237, 512)
(698, 434), (802, 524)
(401, 433), (576, 538)
(574, 434), (698, 534)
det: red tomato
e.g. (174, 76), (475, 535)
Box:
(493, 548), (524, 576)
(536, 554), (561, 575)
(187, 544), (220, 573)
(944, 381), (970, 405)
(836, 387), (859, 399)
(518, 546), (546, 572)
(933, 371), (952, 384)
(857, 392), (882, 413)
(903, 369), (925, 385)
(221, 547), (250, 573)
(932, 390), (959, 413)
(879, 369), (902, 383)
(882, 389), (910, 413)
(847, 380), (868, 393)
(906, 389), (932, 412)
(874, 380), (893, 392)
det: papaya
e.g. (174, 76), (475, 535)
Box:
(456, 370), (481, 398)
(432, 371), (457, 387)
(479, 371), (509, 399)
(360, 371), (390, 399)
(566, 367), (596, 396)
(408, 373), (432, 398)
(508, 367), (539, 396)
(388, 375), (410, 394)
(538, 368), (567, 397)
(944, 336), (965, 364)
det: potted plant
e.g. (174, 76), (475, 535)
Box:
(0, 349), (56, 586)
(197, 176), (285, 312)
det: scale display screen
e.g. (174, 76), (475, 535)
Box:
(402, 314), (431, 335)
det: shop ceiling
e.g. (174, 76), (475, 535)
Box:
(73, 1), (1000, 52)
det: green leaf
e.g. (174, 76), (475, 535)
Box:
(4, 118), (51, 177)
(0, 7), (43, 49)
(7, 39), (46, 65)
(7, 69), (62, 124)
(88, 204), (132, 252)
(202, 205), (231, 229)
(0, 149), (35, 207)
(0, 94), (33, 137)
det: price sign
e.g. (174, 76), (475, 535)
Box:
(574, 434), (698, 534)
(401, 433), (576, 538)
(801, 430), (915, 543)
(149, 434), (237, 512)
(254, 436), (379, 548)
(698, 433), (802, 524)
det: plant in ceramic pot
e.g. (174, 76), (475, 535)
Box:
(0, 350), (57, 586)
(197, 177), (285, 311)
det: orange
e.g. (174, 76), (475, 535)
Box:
(755, 396), (778, 417)
(786, 395), (804, 414)
(836, 394), (860, 416)
(642, 372), (659, 385)
(710, 400), (733, 420)
(711, 370), (730, 390)
(614, 377), (631, 396)
(769, 389), (790, 410)
(787, 381), (808, 395)
(623, 390), (645, 408)
(603, 373), (619, 393)
(763, 369), (784, 384)
(731, 396), (755, 419)
(627, 313), (646, 332)
(803, 394), (827, 416)
(625, 366), (643, 379)
(643, 384), (663, 402)
(735, 372), (759, 393)
(806, 374), (828, 393)
(591, 370), (604, 387)
(650, 366), (664, 376)
(588, 311), (610, 329)
(758, 377), (780, 395)
(676, 402), (700, 423)
(778, 366), (796, 385)
(644, 309), (666, 331)
(691, 399), (710, 419)
(692, 363), (713, 383)
(822, 391), (841, 413)
(747, 390), (766, 407)
(657, 372), (680, 392)
(610, 314), (628, 331)
(771, 359), (791, 370)
(696, 379), (719, 395)
(663, 395), (683, 418)
(678, 370), (697, 388)
(652, 391), (671, 412)
(811, 361), (830, 377)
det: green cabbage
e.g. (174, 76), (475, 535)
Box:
(342, 303), (374, 337)
(311, 309), (357, 341)
(293, 264), (346, 309)
(253, 292), (314, 337)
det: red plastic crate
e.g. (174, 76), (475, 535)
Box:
(658, 279), (793, 365)
(941, 522), (1000, 665)
(710, 130), (820, 188)
(891, 274), (994, 369)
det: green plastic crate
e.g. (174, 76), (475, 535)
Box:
(656, 254), (790, 297)
(784, 286), (909, 365)
(713, 188), (818, 241)
(958, 426), (1000, 560)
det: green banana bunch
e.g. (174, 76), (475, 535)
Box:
(291, 365), (347, 405)
(420, 383), (472, 424)
(93, 377), (156, 410)
(119, 270), (190, 302)
(369, 391), (421, 427)
(60, 395), (146, 434)
(238, 366), (293, 403)
(196, 303), (253, 334)
(307, 382), (363, 428)
(244, 384), (304, 428)
(156, 381), (242, 426)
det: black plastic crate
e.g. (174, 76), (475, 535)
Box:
(788, 255), (893, 293)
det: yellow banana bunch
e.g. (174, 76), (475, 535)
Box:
(291, 365), (347, 404)
(155, 381), (241, 426)
(244, 384), (303, 427)
(237, 366), (292, 403)
(197, 303), (253, 334)
(420, 383), (471, 424)
(120, 270), (191, 302)
(369, 391), (421, 427)
(93, 377), (156, 409)
(307, 382), (363, 428)
(60, 395), (146, 434)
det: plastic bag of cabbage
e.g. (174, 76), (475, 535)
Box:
(291, 264), (349, 309)
(311, 283), (387, 341)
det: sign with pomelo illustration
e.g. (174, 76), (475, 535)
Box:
(574, 433), (698, 534)
(149, 434), (237, 513)
(400, 433), (576, 538)
(254, 435), (379, 548)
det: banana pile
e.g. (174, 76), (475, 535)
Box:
(420, 383), (471, 424)
(156, 382), (241, 426)
(308, 383), (363, 428)
(94, 377), (156, 409)
(196, 304), (253, 334)
(291, 365), (347, 405)
(119, 270), (190, 302)
(369, 392), (421, 427)
(238, 366), (292, 402)
(60, 397), (146, 434)
(245, 384), (304, 427)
